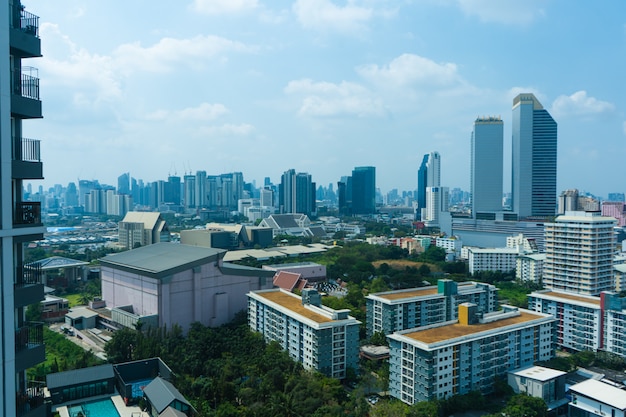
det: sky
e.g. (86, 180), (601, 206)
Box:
(24, 0), (626, 198)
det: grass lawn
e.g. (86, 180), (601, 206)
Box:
(371, 259), (441, 272)
(64, 293), (86, 307)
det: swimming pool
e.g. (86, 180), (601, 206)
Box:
(69, 398), (120, 417)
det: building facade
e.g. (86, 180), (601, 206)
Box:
(543, 211), (616, 296)
(388, 304), (556, 404)
(466, 247), (521, 275)
(351, 166), (376, 214)
(1, 2), (47, 415)
(471, 116), (503, 217)
(511, 93), (557, 219)
(248, 288), (360, 379)
(365, 279), (498, 337)
(516, 253), (546, 283)
(568, 379), (626, 417)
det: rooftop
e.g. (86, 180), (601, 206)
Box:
(533, 290), (601, 307)
(402, 310), (548, 344)
(569, 379), (626, 410)
(374, 286), (439, 301)
(510, 366), (566, 382)
(252, 289), (349, 324)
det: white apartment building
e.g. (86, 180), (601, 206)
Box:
(543, 211), (616, 296)
(466, 247), (521, 274)
(568, 379), (626, 417)
(516, 253), (546, 283)
(248, 288), (360, 379)
(506, 233), (539, 253)
(528, 290), (626, 357)
(388, 304), (555, 405)
(365, 279), (498, 337)
(435, 237), (462, 256)
(424, 186), (449, 226)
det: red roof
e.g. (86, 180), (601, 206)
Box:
(273, 271), (308, 292)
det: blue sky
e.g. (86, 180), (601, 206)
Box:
(25, 0), (626, 198)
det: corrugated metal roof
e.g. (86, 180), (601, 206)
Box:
(143, 377), (191, 414)
(99, 243), (225, 279)
(46, 364), (114, 389)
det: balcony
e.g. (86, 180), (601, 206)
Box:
(15, 322), (45, 372)
(12, 137), (43, 179)
(11, 67), (42, 119)
(14, 263), (44, 308)
(14, 202), (42, 227)
(10, 5), (41, 58)
(17, 381), (47, 417)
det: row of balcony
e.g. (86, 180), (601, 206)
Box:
(17, 380), (46, 417)
(14, 202), (42, 227)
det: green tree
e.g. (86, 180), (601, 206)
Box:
(501, 394), (548, 417)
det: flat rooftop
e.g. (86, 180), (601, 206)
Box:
(254, 290), (333, 324)
(535, 291), (601, 307)
(375, 287), (439, 300)
(403, 311), (547, 344)
(511, 366), (566, 382)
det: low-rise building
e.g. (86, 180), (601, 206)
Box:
(262, 262), (327, 282)
(568, 379), (626, 417)
(516, 253), (546, 283)
(507, 366), (568, 414)
(466, 247), (521, 275)
(248, 288), (360, 379)
(366, 279), (498, 337)
(388, 304), (556, 405)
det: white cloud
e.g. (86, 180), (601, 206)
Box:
(292, 0), (373, 35)
(456, 0), (546, 25)
(551, 91), (615, 118)
(285, 78), (385, 117)
(147, 103), (229, 122)
(191, 0), (259, 15)
(198, 123), (255, 136)
(357, 53), (460, 87)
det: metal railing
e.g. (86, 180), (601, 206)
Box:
(12, 67), (40, 100)
(15, 263), (43, 287)
(15, 322), (44, 353)
(14, 201), (41, 226)
(16, 381), (45, 417)
(13, 137), (41, 162)
(11, 4), (39, 36)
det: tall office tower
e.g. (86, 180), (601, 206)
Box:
(543, 211), (616, 296)
(78, 179), (99, 208)
(164, 175), (181, 205)
(260, 187), (273, 207)
(117, 172), (130, 195)
(608, 193), (625, 202)
(65, 182), (79, 207)
(195, 170), (207, 208)
(416, 154), (429, 211)
(511, 93), (557, 218)
(424, 186), (449, 224)
(471, 117), (503, 217)
(351, 166), (376, 214)
(183, 174), (196, 208)
(279, 169), (315, 215)
(2, 2), (47, 415)
(426, 151), (441, 188)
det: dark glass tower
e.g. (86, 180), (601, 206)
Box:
(351, 166), (376, 214)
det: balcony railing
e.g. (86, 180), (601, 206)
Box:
(13, 137), (41, 162)
(15, 322), (44, 353)
(16, 381), (45, 417)
(13, 67), (40, 100)
(15, 263), (43, 287)
(14, 202), (41, 226)
(11, 4), (39, 36)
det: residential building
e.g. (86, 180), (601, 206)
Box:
(516, 253), (546, 283)
(365, 279), (498, 337)
(100, 243), (275, 332)
(466, 247), (521, 275)
(507, 366), (568, 414)
(471, 116), (503, 217)
(351, 166), (376, 214)
(248, 288), (360, 379)
(602, 201), (626, 227)
(424, 186), (449, 225)
(279, 169), (316, 216)
(568, 379), (626, 417)
(435, 237), (462, 257)
(511, 93), (557, 219)
(506, 233), (539, 253)
(1, 2), (47, 415)
(614, 264), (626, 292)
(543, 211), (616, 296)
(118, 211), (170, 249)
(388, 304), (556, 404)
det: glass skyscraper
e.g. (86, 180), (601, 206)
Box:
(471, 116), (503, 217)
(351, 166), (376, 214)
(511, 93), (557, 219)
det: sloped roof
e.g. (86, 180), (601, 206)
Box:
(121, 211), (163, 229)
(46, 364), (114, 390)
(273, 271), (303, 292)
(309, 226), (327, 237)
(99, 243), (225, 279)
(159, 408), (188, 417)
(29, 256), (88, 270)
(143, 377), (191, 415)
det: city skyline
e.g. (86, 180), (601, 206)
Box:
(25, 1), (626, 197)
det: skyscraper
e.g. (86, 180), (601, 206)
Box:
(543, 211), (616, 296)
(471, 116), (503, 217)
(117, 172), (130, 195)
(511, 93), (557, 218)
(351, 166), (376, 214)
(2, 2), (47, 414)
(417, 152), (441, 221)
(416, 154), (429, 211)
(280, 169), (315, 215)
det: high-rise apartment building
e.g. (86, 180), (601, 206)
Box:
(183, 174), (195, 208)
(471, 116), (503, 217)
(195, 170), (207, 208)
(2, 2), (47, 415)
(279, 169), (315, 216)
(543, 211), (616, 296)
(511, 93), (557, 218)
(351, 166), (376, 214)
(417, 152), (440, 216)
